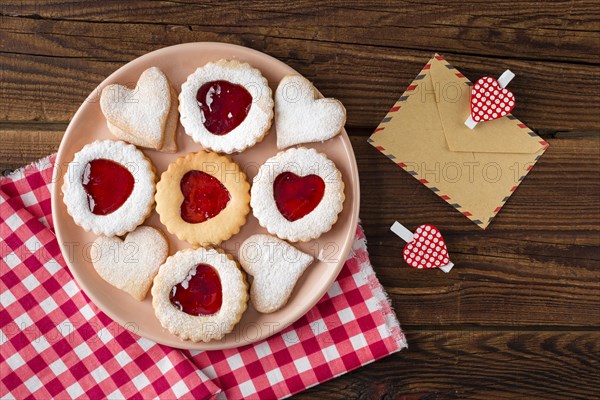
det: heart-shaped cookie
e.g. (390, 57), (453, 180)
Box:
(107, 86), (179, 153)
(402, 224), (450, 270)
(91, 226), (169, 301)
(275, 75), (346, 149)
(100, 67), (172, 149)
(239, 234), (314, 313)
(470, 76), (516, 122)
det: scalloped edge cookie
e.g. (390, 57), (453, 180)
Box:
(250, 147), (345, 242)
(151, 247), (248, 342)
(155, 151), (250, 246)
(61, 140), (156, 236)
(179, 59), (273, 153)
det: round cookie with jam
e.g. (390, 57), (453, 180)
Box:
(152, 247), (249, 342)
(179, 59), (274, 154)
(251, 147), (345, 242)
(155, 151), (250, 246)
(61, 140), (156, 236)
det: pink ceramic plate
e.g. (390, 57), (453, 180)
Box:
(51, 42), (360, 350)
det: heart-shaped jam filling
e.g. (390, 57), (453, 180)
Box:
(196, 80), (252, 135)
(180, 170), (231, 224)
(82, 159), (134, 215)
(273, 172), (325, 222)
(170, 263), (222, 316)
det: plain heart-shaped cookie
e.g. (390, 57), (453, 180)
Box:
(107, 86), (179, 153)
(91, 226), (169, 301)
(239, 234), (314, 313)
(470, 76), (516, 122)
(275, 75), (346, 149)
(100, 67), (172, 148)
(402, 224), (450, 269)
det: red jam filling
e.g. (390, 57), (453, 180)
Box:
(170, 264), (222, 316)
(180, 170), (231, 224)
(273, 172), (325, 222)
(196, 80), (252, 135)
(82, 159), (134, 216)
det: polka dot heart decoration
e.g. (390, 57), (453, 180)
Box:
(470, 77), (515, 121)
(390, 221), (454, 273)
(465, 69), (516, 129)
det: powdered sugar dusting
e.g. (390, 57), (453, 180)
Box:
(238, 234), (314, 313)
(61, 140), (156, 236)
(151, 247), (248, 343)
(250, 147), (345, 242)
(100, 67), (171, 148)
(179, 267), (197, 290)
(317, 247), (326, 262)
(275, 75), (346, 149)
(106, 85), (179, 153)
(91, 226), (168, 301)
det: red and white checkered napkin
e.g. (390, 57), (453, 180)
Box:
(1, 155), (406, 399)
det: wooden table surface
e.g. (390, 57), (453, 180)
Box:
(2, 1), (599, 398)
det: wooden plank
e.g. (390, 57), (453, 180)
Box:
(1, 0), (599, 63)
(380, 252), (599, 328)
(1, 16), (599, 130)
(294, 330), (600, 399)
(3, 129), (599, 327)
(0, 127), (63, 173)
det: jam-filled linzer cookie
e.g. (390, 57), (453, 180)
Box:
(179, 59), (273, 153)
(152, 247), (248, 342)
(62, 140), (156, 236)
(251, 147), (345, 242)
(155, 151), (250, 246)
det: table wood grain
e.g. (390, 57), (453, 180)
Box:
(1, 1), (599, 398)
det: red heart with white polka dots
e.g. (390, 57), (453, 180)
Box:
(402, 224), (450, 269)
(470, 77), (515, 122)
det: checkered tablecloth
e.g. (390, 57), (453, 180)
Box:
(1, 154), (406, 399)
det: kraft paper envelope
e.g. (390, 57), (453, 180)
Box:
(368, 54), (548, 229)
